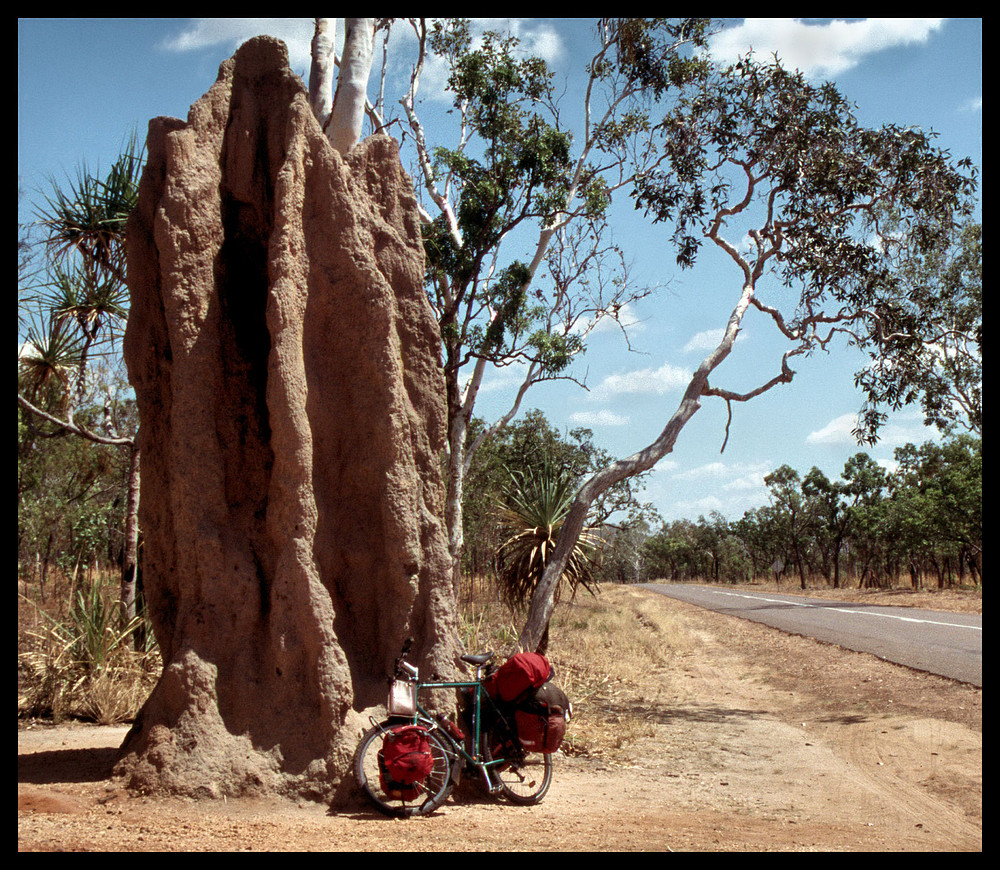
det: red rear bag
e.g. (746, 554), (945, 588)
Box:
(487, 652), (553, 703)
(515, 708), (567, 753)
(515, 680), (570, 754)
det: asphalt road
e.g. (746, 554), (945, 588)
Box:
(645, 583), (982, 687)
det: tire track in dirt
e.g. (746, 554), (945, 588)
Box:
(821, 716), (982, 849)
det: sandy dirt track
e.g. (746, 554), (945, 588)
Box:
(18, 590), (982, 851)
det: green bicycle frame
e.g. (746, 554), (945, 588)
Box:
(393, 676), (510, 785)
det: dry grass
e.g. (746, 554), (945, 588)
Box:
(546, 585), (689, 759)
(457, 582), (687, 761)
(21, 568), (977, 753)
(734, 577), (982, 613)
(17, 577), (161, 725)
(454, 575), (982, 762)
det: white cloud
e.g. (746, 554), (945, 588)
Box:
(584, 303), (645, 336)
(709, 18), (945, 78)
(568, 409), (630, 427)
(808, 408), (942, 451)
(673, 459), (770, 484)
(674, 460), (729, 480)
(723, 469), (770, 494)
(806, 412), (860, 445)
(595, 361), (691, 397)
(682, 326), (749, 355)
(161, 19), (567, 105)
(500, 19), (565, 65)
(672, 494), (726, 517)
(162, 18), (316, 69)
(873, 415), (941, 449)
(876, 457), (899, 475)
(683, 328), (723, 354)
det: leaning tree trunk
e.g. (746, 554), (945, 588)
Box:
(518, 275), (760, 653)
(117, 37), (457, 803)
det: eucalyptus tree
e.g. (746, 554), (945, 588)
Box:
(732, 505), (787, 581)
(801, 467), (852, 588)
(461, 408), (656, 592)
(763, 465), (812, 589)
(18, 140), (144, 621)
(857, 218), (982, 438)
(307, 18), (378, 155)
(303, 18), (716, 592)
(836, 453), (891, 584)
(386, 18), (712, 588)
(889, 435), (982, 586)
(518, 52), (977, 651)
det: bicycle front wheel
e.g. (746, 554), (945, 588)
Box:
(353, 721), (454, 817)
(482, 720), (553, 805)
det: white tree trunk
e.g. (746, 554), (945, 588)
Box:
(327, 18), (375, 156)
(308, 18), (337, 131)
(445, 413), (467, 595)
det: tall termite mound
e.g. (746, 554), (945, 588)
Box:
(118, 36), (457, 801)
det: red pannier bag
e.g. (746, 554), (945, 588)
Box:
(484, 652), (554, 704)
(378, 725), (435, 800)
(514, 681), (570, 754)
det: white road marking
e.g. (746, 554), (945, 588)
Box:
(702, 589), (982, 631)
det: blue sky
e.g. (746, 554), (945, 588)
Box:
(18, 19), (982, 524)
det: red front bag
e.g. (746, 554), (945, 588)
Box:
(378, 725), (434, 800)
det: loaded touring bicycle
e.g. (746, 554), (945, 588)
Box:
(353, 642), (571, 817)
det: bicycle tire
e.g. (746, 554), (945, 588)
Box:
(353, 721), (454, 817)
(481, 718), (553, 805)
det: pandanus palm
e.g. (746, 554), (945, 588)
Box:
(28, 135), (142, 409)
(36, 133), (142, 287)
(494, 460), (602, 652)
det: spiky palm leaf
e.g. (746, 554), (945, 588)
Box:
(35, 134), (143, 286)
(493, 460), (602, 613)
(41, 264), (129, 338)
(18, 311), (85, 404)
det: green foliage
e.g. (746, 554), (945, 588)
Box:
(18, 136), (143, 596)
(423, 23), (585, 377)
(637, 55), (976, 270)
(630, 53), (978, 444)
(855, 219), (982, 437)
(643, 513), (749, 585)
(34, 131), (143, 285)
(18, 395), (124, 568)
(19, 312), (86, 404)
(461, 409), (656, 581)
(604, 18), (712, 97)
(638, 434), (981, 590)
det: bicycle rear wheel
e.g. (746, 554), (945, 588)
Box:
(482, 719), (553, 805)
(353, 721), (454, 817)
